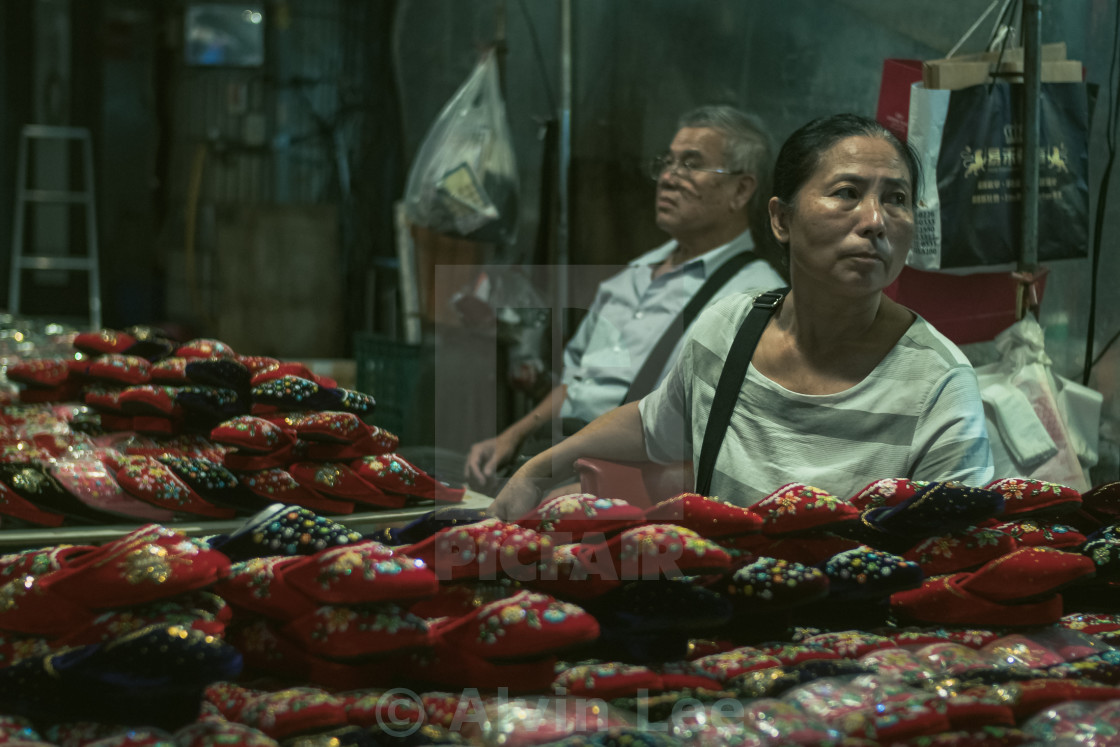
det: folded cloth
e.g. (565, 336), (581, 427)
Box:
(982, 381), (1059, 468)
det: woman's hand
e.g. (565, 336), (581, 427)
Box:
(487, 463), (547, 521)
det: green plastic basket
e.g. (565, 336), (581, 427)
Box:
(353, 333), (433, 444)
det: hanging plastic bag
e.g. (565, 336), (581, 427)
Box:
(975, 316), (1101, 492)
(403, 49), (519, 247)
(904, 47), (1090, 270)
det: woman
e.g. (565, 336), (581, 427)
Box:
(489, 113), (994, 520)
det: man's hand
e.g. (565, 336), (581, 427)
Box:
(464, 432), (521, 491)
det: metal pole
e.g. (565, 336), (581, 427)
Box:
(1020, 0), (1042, 274)
(552, 0), (572, 454)
(557, 0), (571, 288)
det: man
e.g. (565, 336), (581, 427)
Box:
(464, 105), (786, 492)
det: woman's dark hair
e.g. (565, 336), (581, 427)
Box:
(772, 113), (922, 207)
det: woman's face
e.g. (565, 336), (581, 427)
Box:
(769, 135), (914, 295)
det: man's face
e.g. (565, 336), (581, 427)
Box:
(654, 126), (746, 243)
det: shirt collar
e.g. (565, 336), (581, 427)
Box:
(632, 229), (756, 277)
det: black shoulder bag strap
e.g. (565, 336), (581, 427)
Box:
(621, 251), (758, 405)
(694, 287), (788, 497)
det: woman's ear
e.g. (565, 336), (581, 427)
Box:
(731, 174), (757, 213)
(768, 196), (790, 243)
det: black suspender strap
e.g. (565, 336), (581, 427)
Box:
(621, 251), (758, 405)
(694, 287), (789, 497)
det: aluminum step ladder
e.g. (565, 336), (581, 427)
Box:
(8, 124), (102, 330)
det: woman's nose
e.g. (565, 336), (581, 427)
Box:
(858, 197), (887, 235)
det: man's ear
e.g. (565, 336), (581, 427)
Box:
(768, 196), (790, 242)
(731, 174), (757, 213)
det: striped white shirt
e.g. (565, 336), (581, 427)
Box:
(639, 292), (995, 507)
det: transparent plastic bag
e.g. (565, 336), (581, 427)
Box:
(403, 49), (519, 246)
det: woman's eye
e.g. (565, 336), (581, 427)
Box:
(887, 191), (910, 206)
(834, 187), (859, 200)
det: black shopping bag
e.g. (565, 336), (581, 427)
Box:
(934, 81), (1089, 269)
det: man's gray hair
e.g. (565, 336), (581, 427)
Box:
(676, 105), (785, 277)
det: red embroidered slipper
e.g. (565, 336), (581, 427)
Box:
(280, 603), (430, 659)
(523, 542), (623, 600)
(115, 457), (237, 518)
(987, 477), (1083, 518)
(6, 358), (71, 389)
(39, 524), (231, 610)
(902, 527), (1019, 577)
(849, 478), (928, 511)
(214, 555), (317, 620)
(755, 483), (860, 536)
(80, 354), (152, 386)
(210, 415), (297, 454)
(956, 546), (1096, 602)
(238, 468), (355, 515)
(428, 589), (599, 661)
(278, 540), (439, 605)
(643, 493), (763, 539)
(73, 329), (137, 356)
(350, 454), (464, 504)
(175, 338), (238, 360)
(287, 462), (406, 509)
(401, 518), (551, 582)
(890, 575), (1065, 627)
(515, 492), (645, 540)
(573, 523), (732, 581)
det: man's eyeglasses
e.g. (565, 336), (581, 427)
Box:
(648, 154), (742, 182)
